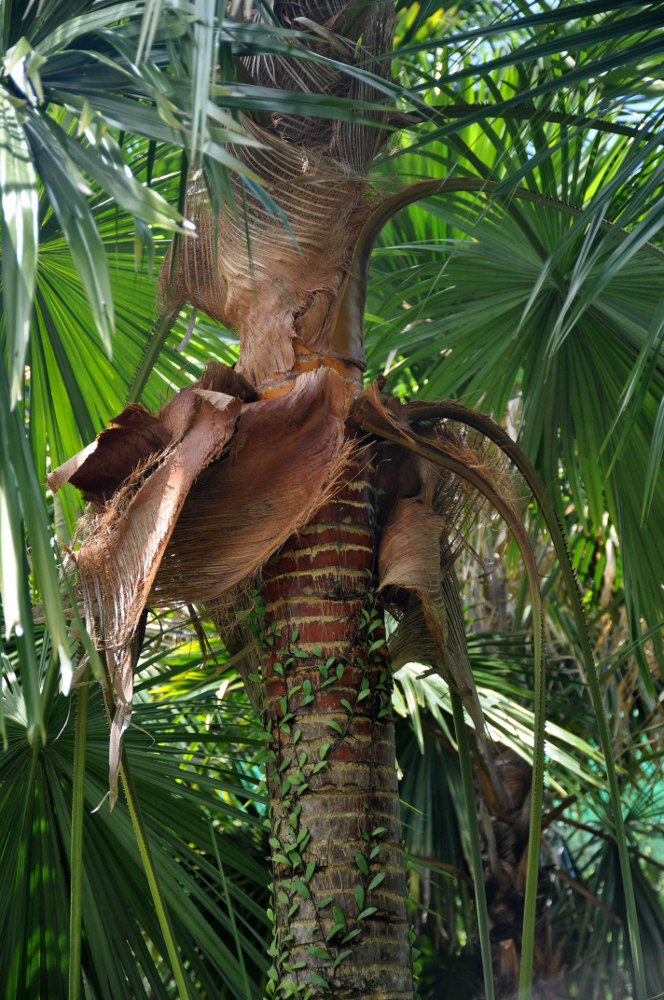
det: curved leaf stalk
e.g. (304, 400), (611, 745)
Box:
(68, 666), (89, 1000)
(126, 303), (182, 404)
(99, 672), (192, 998)
(120, 752), (193, 999)
(408, 401), (647, 1000)
(208, 819), (252, 1000)
(450, 689), (495, 1000)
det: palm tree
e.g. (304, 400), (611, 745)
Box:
(2, 1), (664, 998)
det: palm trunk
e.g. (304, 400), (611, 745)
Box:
(260, 446), (413, 998)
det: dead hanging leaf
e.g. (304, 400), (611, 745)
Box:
(107, 610), (147, 809)
(61, 389), (243, 653)
(358, 382), (532, 816)
(47, 360), (258, 654)
(47, 405), (172, 504)
(150, 365), (357, 608)
(379, 499), (508, 811)
(379, 497), (447, 597)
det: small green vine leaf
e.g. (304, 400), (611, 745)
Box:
(332, 949), (352, 970)
(367, 872), (385, 892)
(293, 878), (311, 898)
(307, 947), (331, 960)
(357, 906), (377, 920)
(355, 854), (369, 875)
(355, 885), (365, 910)
(341, 928), (361, 944)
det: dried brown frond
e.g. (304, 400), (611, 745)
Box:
(150, 366), (356, 608)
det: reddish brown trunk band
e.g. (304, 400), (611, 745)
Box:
(260, 455), (414, 998)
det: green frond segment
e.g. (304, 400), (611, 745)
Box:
(0, 90), (38, 406)
(0, 638), (270, 1000)
(365, 165), (664, 664)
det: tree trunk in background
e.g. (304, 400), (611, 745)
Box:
(260, 443), (414, 998)
(479, 745), (559, 999)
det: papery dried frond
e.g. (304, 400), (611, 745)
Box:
(150, 366), (356, 607)
(46, 405), (171, 504)
(378, 498), (486, 735)
(51, 365), (357, 802)
(49, 366), (247, 653)
(159, 0), (394, 388)
(76, 391), (242, 651)
(51, 365), (355, 659)
(107, 611), (146, 808)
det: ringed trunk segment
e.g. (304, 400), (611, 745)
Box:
(260, 452), (414, 999)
